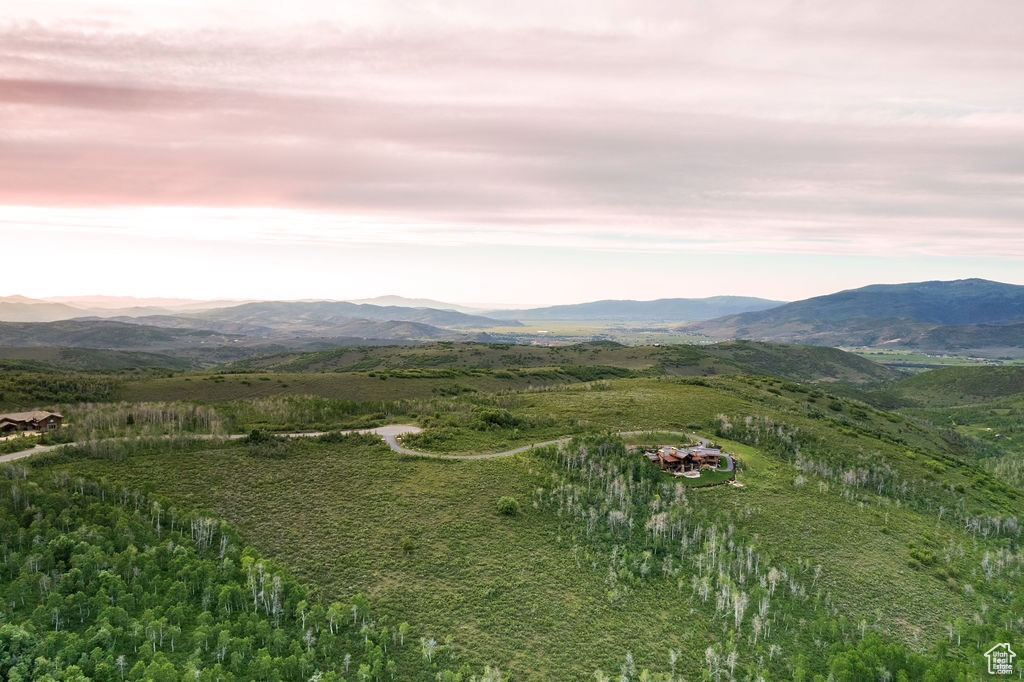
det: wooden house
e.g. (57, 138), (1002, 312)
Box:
(649, 444), (723, 474)
(0, 411), (63, 434)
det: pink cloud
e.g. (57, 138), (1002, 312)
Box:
(1, 2), (1022, 266)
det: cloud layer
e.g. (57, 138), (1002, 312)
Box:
(2, 0), (1024, 300)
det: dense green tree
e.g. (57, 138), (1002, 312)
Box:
(0, 468), (489, 681)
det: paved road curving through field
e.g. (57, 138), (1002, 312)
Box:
(0, 425), (733, 471)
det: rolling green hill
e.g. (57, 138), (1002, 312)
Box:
(0, 340), (901, 417)
(684, 279), (1024, 356)
(888, 365), (1024, 405)
(0, 453), (481, 681)
(221, 340), (900, 384)
(914, 321), (1024, 353)
(875, 366), (1024, 495)
(9, 371), (1020, 680)
(2, 342), (1020, 680)
(0, 346), (193, 371)
(0, 320), (434, 368)
(0, 319), (222, 349)
(699, 340), (901, 383)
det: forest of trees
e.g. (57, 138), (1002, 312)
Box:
(534, 434), (1020, 680)
(0, 464), (498, 681)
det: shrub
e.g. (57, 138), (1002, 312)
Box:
(496, 496), (521, 516)
(477, 408), (520, 429)
(246, 429), (270, 443)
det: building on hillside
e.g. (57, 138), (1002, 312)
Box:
(0, 411), (63, 434)
(645, 444), (723, 475)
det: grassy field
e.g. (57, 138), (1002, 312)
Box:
(877, 366), (1024, 493)
(883, 365), (1024, 405)
(850, 347), (1024, 370)
(5, 342), (1023, 679)
(214, 340), (899, 383)
(117, 367), (648, 406)
(27, 437), (701, 678)
(118, 371), (521, 403)
(22, 377), (1020, 679)
(0, 345), (193, 371)
(1, 340), (900, 414)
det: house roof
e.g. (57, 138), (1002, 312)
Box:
(0, 410), (63, 422)
(686, 446), (722, 456)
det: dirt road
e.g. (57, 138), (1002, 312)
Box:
(1, 426), (732, 470)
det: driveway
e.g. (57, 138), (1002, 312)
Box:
(1, 425), (733, 469)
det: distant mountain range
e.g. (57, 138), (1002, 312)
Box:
(0, 300), (519, 365)
(0, 317), (455, 368)
(487, 296), (786, 322)
(40, 295), (248, 311)
(178, 300), (515, 331)
(3, 280), (1023, 359)
(345, 295), (483, 314)
(0, 295), (235, 322)
(683, 279), (1024, 355)
(1, 294), (786, 325)
(0, 298), (514, 343)
(0, 297), (95, 323)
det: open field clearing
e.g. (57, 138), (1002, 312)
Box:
(3, 344), (1023, 679)
(18, 418), (1013, 679)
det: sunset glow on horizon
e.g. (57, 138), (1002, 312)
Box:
(3, 1), (1024, 304)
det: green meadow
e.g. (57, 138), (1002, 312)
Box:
(16, 426), (993, 679)
(3, 343), (1022, 680)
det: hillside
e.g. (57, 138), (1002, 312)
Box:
(725, 279), (1024, 326)
(183, 300), (517, 330)
(0, 346), (193, 371)
(96, 301), (517, 344)
(0, 318), (473, 367)
(220, 340), (900, 384)
(877, 365), (1024, 495)
(0, 319), (223, 349)
(488, 295), (784, 322)
(914, 321), (1024, 352)
(700, 340), (902, 383)
(2, 300), (522, 353)
(9, 364), (1020, 679)
(0, 458), (469, 680)
(885, 365), (1024, 406)
(684, 279), (1024, 355)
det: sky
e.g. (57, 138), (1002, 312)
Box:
(2, 1), (1024, 306)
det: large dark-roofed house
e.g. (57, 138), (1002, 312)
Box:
(652, 445), (723, 474)
(0, 411), (63, 434)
